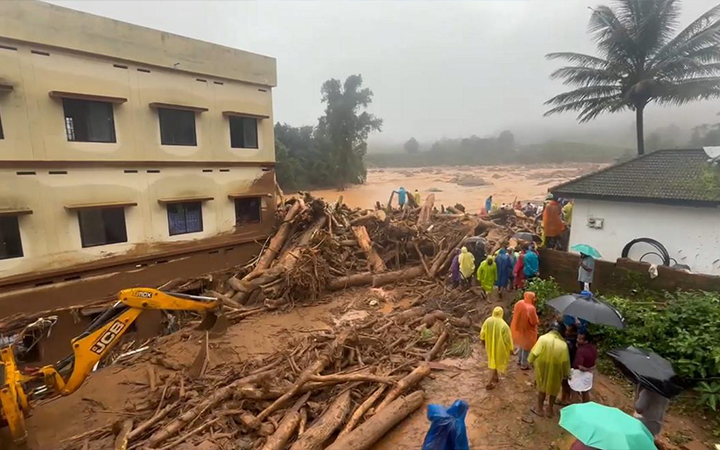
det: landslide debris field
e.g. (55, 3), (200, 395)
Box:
(7, 195), (710, 450)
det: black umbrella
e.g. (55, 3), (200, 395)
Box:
(607, 346), (683, 398)
(512, 232), (541, 243)
(547, 293), (626, 329)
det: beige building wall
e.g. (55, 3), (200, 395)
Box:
(0, 1), (277, 281)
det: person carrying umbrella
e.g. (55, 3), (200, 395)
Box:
(561, 402), (658, 450)
(608, 346), (681, 440)
(634, 384), (670, 437)
(572, 244), (601, 292)
(528, 323), (571, 418)
(510, 291), (539, 370)
(480, 306), (513, 390)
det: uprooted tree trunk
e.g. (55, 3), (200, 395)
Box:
(376, 364), (431, 412)
(352, 225), (387, 273)
(327, 266), (424, 291)
(418, 194), (435, 227)
(338, 384), (386, 437)
(326, 391), (425, 450)
(288, 390), (351, 450)
(231, 214), (327, 302)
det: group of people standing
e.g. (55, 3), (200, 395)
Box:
(478, 292), (596, 419)
(478, 293), (669, 449)
(451, 243), (540, 295)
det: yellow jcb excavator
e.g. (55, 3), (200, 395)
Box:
(0, 287), (228, 444)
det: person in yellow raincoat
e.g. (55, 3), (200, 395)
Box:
(528, 324), (571, 418)
(480, 306), (513, 390)
(457, 246), (475, 287)
(476, 256), (498, 293)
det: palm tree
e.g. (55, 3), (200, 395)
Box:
(545, 0), (720, 155)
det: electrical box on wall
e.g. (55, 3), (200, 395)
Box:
(587, 217), (604, 229)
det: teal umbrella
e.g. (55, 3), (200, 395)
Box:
(559, 402), (656, 450)
(571, 244), (602, 258)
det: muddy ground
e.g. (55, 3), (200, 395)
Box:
(17, 285), (711, 450)
(312, 163), (605, 212)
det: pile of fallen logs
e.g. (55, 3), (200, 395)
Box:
(63, 296), (491, 450)
(183, 193), (539, 313)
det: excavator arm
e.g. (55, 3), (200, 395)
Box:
(40, 287), (224, 396)
(2, 287), (226, 444)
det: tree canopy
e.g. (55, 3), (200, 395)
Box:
(275, 75), (382, 191)
(545, 0), (720, 155)
(403, 137), (420, 154)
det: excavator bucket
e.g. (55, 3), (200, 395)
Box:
(196, 310), (229, 337)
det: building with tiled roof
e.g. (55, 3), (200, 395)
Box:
(550, 149), (720, 275)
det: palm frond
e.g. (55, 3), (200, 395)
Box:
(654, 77), (720, 106)
(544, 95), (628, 122)
(653, 3), (720, 63)
(545, 85), (622, 104)
(549, 66), (622, 87)
(588, 5), (641, 64)
(545, 52), (610, 68)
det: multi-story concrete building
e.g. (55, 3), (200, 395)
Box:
(0, 1), (277, 299)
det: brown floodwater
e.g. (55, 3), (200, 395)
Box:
(311, 163), (604, 212)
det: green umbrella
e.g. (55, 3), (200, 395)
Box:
(559, 402), (656, 450)
(571, 244), (602, 258)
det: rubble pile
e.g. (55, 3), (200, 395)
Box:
(19, 194), (542, 450)
(163, 193), (540, 314)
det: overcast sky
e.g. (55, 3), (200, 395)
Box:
(48, 0), (720, 148)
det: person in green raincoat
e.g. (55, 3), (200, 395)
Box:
(457, 246), (475, 287)
(476, 256), (498, 293)
(529, 323), (571, 418)
(480, 306), (513, 390)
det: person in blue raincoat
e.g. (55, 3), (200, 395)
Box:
(494, 248), (513, 293)
(485, 195), (493, 214)
(397, 187), (407, 208)
(523, 245), (540, 280)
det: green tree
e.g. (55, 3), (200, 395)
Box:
(316, 75), (383, 188)
(545, 0), (720, 156)
(403, 137), (420, 154)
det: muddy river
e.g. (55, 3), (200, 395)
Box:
(311, 163), (604, 212)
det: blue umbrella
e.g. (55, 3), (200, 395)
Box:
(571, 244), (601, 258)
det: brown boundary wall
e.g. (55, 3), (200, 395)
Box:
(539, 249), (720, 294)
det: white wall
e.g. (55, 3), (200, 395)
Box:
(570, 199), (720, 275)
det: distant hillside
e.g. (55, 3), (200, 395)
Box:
(366, 140), (630, 168)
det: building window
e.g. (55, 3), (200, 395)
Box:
(158, 108), (197, 146)
(229, 117), (258, 149)
(0, 216), (23, 260)
(0, 108), (4, 140)
(62, 98), (116, 143)
(78, 207), (127, 247)
(167, 202), (203, 235)
(235, 197), (261, 225)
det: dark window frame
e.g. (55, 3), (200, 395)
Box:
(0, 215), (23, 260)
(77, 207), (128, 248)
(62, 98), (117, 143)
(158, 108), (197, 146)
(166, 202), (203, 236)
(0, 106), (4, 140)
(234, 197), (262, 225)
(229, 116), (259, 149)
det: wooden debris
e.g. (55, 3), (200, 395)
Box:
(326, 391), (425, 450)
(376, 364), (431, 412)
(289, 390), (351, 450)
